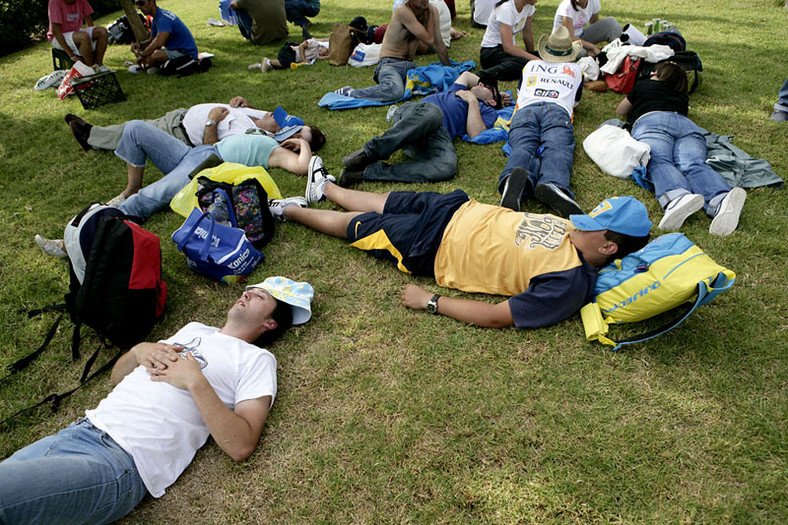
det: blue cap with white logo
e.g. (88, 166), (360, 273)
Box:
(273, 106), (304, 128)
(570, 196), (652, 237)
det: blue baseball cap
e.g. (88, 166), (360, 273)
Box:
(273, 106), (304, 128)
(570, 196), (652, 237)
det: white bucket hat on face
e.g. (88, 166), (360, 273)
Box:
(247, 276), (314, 325)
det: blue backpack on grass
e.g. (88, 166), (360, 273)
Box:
(580, 233), (735, 350)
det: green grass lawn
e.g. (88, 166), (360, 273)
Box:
(0, 0), (786, 522)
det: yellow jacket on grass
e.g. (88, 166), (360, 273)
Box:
(170, 162), (281, 218)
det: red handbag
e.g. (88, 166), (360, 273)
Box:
(604, 55), (641, 94)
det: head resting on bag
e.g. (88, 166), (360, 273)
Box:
(570, 197), (652, 266)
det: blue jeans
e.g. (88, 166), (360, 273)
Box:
(775, 78), (788, 113)
(0, 419), (147, 524)
(115, 121), (219, 220)
(632, 112), (731, 213)
(363, 101), (457, 183)
(236, 8), (253, 40)
(285, 0), (320, 27)
(498, 103), (575, 198)
(351, 57), (414, 103)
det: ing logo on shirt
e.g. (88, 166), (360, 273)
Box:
(173, 337), (208, 369)
(514, 213), (567, 250)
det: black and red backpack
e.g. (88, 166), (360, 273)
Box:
(1, 204), (167, 424)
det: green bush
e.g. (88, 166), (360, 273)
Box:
(0, 0), (122, 57)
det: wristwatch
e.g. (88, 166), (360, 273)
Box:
(426, 294), (440, 314)
(205, 119), (218, 127)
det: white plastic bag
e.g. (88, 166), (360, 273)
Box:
(348, 43), (382, 68)
(583, 125), (650, 178)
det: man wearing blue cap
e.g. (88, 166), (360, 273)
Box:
(65, 97), (325, 154)
(0, 278), (313, 523)
(274, 172), (651, 329)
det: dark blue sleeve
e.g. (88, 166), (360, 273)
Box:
(508, 266), (596, 328)
(480, 104), (498, 130)
(154, 13), (175, 35)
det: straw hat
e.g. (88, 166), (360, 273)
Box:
(537, 25), (582, 63)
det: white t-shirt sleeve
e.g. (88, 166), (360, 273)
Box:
(234, 349), (277, 408)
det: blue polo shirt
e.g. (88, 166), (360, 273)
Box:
(152, 8), (198, 59)
(423, 83), (498, 139)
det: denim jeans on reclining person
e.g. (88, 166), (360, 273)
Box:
(632, 111), (731, 213)
(0, 419), (147, 524)
(362, 101), (457, 183)
(498, 102), (576, 199)
(115, 120), (219, 220)
(351, 57), (415, 102)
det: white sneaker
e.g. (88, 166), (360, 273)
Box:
(93, 64), (112, 73)
(269, 197), (308, 221)
(305, 156), (335, 204)
(709, 187), (746, 236)
(386, 105), (399, 122)
(261, 58), (273, 72)
(128, 64), (144, 73)
(35, 235), (67, 258)
(658, 193), (704, 231)
(34, 70), (68, 91)
(107, 193), (126, 207)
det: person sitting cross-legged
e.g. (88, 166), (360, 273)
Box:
(130, 0), (198, 73)
(266, 160), (652, 330)
(0, 277), (313, 524)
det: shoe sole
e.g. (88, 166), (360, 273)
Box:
(534, 184), (582, 218)
(499, 168), (528, 211)
(658, 194), (705, 231)
(709, 188), (746, 236)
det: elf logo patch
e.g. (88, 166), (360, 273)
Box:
(534, 88), (559, 99)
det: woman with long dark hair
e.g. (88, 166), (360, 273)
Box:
(616, 62), (746, 235)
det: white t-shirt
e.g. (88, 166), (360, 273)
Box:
(516, 60), (584, 118)
(552, 0), (601, 37)
(182, 104), (270, 146)
(481, 1), (535, 49)
(86, 322), (277, 498)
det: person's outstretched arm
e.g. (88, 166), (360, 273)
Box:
(401, 284), (514, 328)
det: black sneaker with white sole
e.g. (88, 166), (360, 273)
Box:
(534, 183), (582, 218)
(499, 167), (529, 211)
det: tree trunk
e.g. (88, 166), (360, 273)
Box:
(119, 0), (149, 42)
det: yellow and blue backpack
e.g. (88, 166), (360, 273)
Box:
(580, 233), (735, 350)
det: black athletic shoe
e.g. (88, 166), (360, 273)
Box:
(342, 148), (373, 170)
(66, 114), (93, 151)
(534, 183), (583, 218)
(337, 167), (365, 187)
(499, 167), (529, 211)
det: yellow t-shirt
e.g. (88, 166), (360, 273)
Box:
(434, 200), (583, 296)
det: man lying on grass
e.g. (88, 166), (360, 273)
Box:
(0, 277), (312, 524)
(267, 160), (652, 328)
